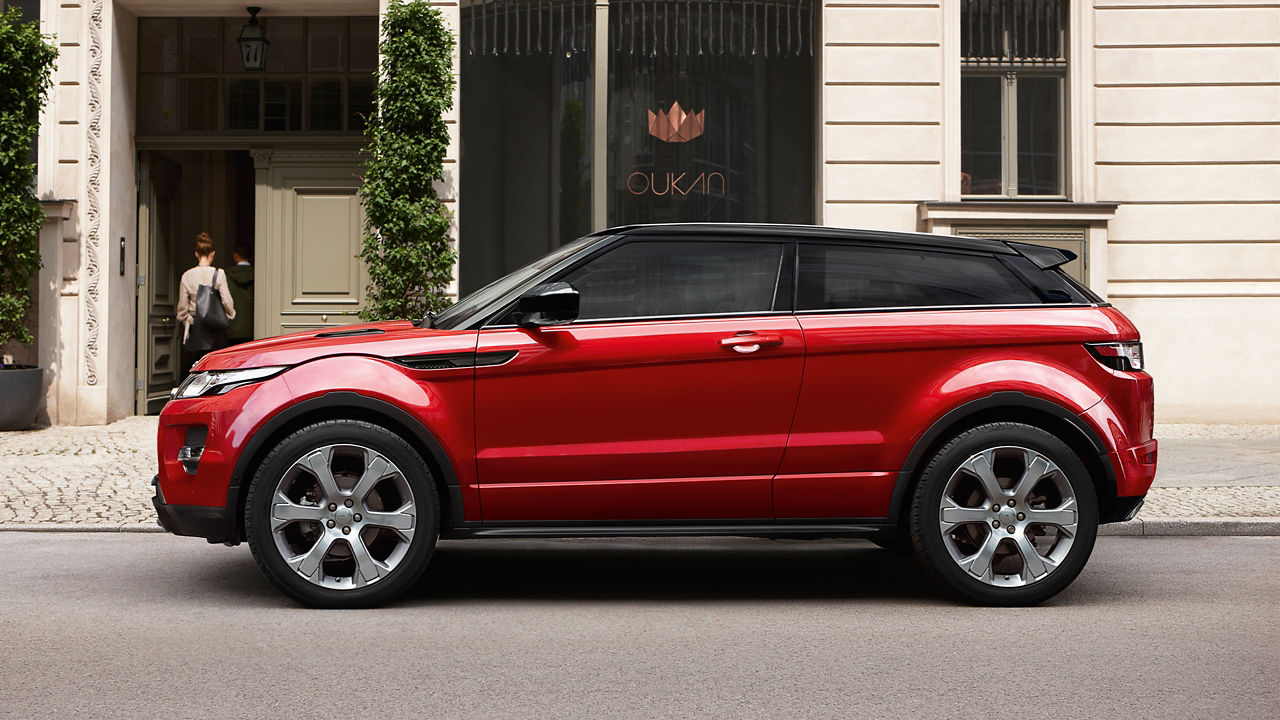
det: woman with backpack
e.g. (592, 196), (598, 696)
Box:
(177, 232), (236, 379)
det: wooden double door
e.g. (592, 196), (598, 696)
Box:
(136, 149), (367, 413)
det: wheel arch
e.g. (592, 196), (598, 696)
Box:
(887, 392), (1118, 530)
(224, 391), (464, 545)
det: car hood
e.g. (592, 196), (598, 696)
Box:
(192, 321), (479, 372)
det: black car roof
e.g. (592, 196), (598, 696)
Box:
(605, 222), (1018, 255)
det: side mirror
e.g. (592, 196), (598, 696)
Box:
(513, 282), (580, 328)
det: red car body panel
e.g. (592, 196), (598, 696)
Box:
(154, 234), (1157, 546)
(473, 316), (805, 521)
(774, 305), (1155, 518)
(160, 324), (484, 520)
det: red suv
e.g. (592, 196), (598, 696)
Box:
(154, 224), (1156, 607)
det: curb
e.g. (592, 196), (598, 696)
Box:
(2, 518), (1279, 536)
(1099, 517), (1280, 537)
(0, 522), (164, 533)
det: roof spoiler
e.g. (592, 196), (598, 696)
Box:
(1007, 241), (1077, 270)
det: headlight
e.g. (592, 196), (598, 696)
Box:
(171, 366), (286, 399)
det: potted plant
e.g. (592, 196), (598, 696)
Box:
(0, 8), (57, 430)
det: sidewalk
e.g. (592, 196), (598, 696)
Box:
(1, 417), (1277, 534)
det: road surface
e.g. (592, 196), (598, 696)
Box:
(1, 533), (1276, 719)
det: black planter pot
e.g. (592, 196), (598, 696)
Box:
(0, 365), (43, 430)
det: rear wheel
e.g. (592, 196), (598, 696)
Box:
(245, 420), (439, 608)
(909, 422), (1097, 605)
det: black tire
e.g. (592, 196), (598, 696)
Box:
(909, 422), (1098, 606)
(245, 420), (439, 608)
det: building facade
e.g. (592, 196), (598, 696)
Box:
(6, 0), (1279, 424)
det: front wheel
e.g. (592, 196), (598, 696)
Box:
(245, 420), (439, 608)
(909, 422), (1098, 605)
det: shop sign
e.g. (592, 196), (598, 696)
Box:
(628, 102), (726, 198)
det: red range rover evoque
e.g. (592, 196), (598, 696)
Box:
(154, 224), (1156, 607)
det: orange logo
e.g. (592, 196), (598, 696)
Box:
(647, 102), (705, 143)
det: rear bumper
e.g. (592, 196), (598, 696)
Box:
(152, 476), (231, 543)
(1103, 494), (1146, 524)
(1100, 438), (1157, 523)
(1114, 438), (1158, 495)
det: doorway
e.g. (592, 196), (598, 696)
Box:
(135, 148), (368, 414)
(136, 150), (255, 414)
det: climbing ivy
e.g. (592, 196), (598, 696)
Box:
(0, 8), (57, 347)
(358, 0), (457, 322)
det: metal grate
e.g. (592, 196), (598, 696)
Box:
(461, 0), (815, 58)
(962, 0), (1066, 65)
(611, 0), (815, 58)
(463, 0), (595, 56)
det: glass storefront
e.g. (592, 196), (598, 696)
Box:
(607, 1), (815, 227)
(460, 0), (815, 293)
(459, 0), (596, 293)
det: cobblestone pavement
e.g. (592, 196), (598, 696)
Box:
(0, 416), (156, 528)
(0, 418), (1277, 530)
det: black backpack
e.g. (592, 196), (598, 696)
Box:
(187, 267), (229, 353)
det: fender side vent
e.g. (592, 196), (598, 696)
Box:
(394, 350), (518, 371)
(394, 353), (475, 370)
(315, 327), (386, 338)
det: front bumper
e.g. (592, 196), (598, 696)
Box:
(152, 475), (231, 544)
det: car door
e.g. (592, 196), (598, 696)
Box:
(775, 241), (1049, 520)
(473, 238), (804, 523)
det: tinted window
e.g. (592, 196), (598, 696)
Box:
(562, 241), (786, 320)
(797, 243), (1040, 310)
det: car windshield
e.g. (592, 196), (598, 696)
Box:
(433, 234), (602, 330)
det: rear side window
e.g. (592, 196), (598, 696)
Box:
(562, 240), (786, 320)
(797, 243), (1041, 311)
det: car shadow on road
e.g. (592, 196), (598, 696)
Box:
(403, 538), (941, 604)
(181, 538), (943, 607)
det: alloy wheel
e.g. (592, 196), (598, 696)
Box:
(268, 443), (417, 590)
(937, 445), (1078, 588)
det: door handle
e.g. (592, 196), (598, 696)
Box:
(720, 333), (783, 354)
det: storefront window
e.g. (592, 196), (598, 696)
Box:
(460, 0), (816, 293)
(460, 0), (596, 293)
(607, 0), (814, 226)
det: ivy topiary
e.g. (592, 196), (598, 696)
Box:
(0, 8), (57, 347)
(358, 0), (457, 323)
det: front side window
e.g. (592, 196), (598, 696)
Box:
(562, 240), (785, 320)
(960, 0), (1067, 197)
(796, 243), (1041, 311)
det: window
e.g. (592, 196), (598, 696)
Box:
(961, 0), (1066, 197)
(458, 0), (817, 294)
(136, 17), (377, 134)
(607, 1), (816, 226)
(459, 0), (596, 293)
(2, 0), (39, 22)
(796, 243), (1041, 311)
(4, 0), (41, 171)
(562, 241), (786, 320)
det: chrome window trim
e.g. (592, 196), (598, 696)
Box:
(481, 309), (795, 331)
(792, 302), (1096, 316)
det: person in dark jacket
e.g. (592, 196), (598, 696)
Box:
(225, 243), (255, 346)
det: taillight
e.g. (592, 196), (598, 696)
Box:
(1086, 342), (1144, 372)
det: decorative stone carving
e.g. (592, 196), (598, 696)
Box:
(83, 0), (104, 386)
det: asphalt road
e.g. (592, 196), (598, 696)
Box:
(1, 534), (1276, 720)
